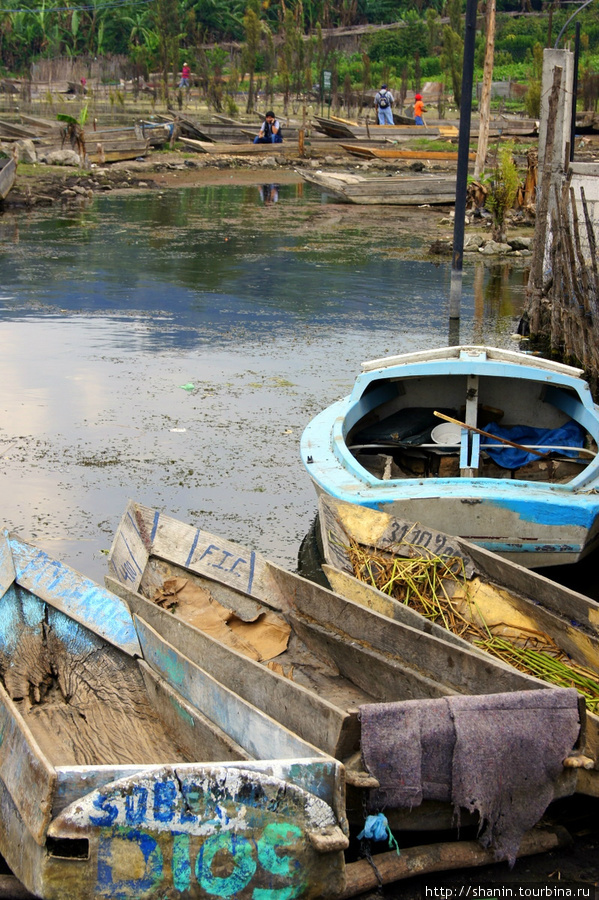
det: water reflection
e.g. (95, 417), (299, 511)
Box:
(0, 182), (532, 580)
(0, 183), (529, 351)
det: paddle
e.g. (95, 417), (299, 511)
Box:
(433, 411), (553, 459)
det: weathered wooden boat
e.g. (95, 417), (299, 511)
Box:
(0, 530), (348, 900)
(84, 136), (150, 163)
(315, 494), (599, 795)
(0, 156), (17, 200)
(107, 501), (588, 868)
(179, 136), (298, 156)
(312, 116), (455, 140)
(300, 345), (599, 569)
(296, 168), (457, 205)
(341, 144), (474, 161)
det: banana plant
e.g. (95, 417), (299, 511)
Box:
(56, 104), (88, 158)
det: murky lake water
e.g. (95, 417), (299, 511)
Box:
(0, 181), (529, 581)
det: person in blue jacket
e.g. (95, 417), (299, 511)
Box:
(254, 112), (283, 143)
(374, 85), (394, 125)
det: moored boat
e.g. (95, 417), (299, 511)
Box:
(107, 501), (588, 865)
(296, 168), (457, 205)
(300, 345), (599, 568)
(315, 494), (599, 795)
(0, 529), (347, 900)
(0, 156), (16, 200)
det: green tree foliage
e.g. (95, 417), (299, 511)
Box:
(241, 0), (263, 112)
(441, 25), (463, 107)
(486, 145), (520, 242)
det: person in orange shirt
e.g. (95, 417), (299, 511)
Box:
(414, 93), (427, 125)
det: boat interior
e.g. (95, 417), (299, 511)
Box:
(346, 372), (597, 483)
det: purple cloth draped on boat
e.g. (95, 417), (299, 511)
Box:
(359, 688), (580, 864)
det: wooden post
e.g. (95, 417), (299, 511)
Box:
(473, 0), (496, 180)
(527, 64), (562, 332)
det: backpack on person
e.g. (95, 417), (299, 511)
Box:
(378, 91), (389, 109)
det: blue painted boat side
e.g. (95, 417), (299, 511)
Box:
(135, 615), (329, 763)
(2, 532), (141, 657)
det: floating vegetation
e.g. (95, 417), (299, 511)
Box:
(346, 537), (599, 713)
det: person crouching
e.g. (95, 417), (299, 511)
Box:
(254, 112), (283, 144)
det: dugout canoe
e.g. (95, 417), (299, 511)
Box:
(341, 144), (474, 161)
(314, 494), (599, 796)
(0, 157), (16, 200)
(0, 529), (347, 900)
(107, 501), (588, 858)
(296, 168), (456, 205)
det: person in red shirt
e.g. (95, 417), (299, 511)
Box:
(414, 93), (427, 125)
(179, 63), (191, 89)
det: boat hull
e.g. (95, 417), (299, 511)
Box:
(300, 345), (599, 569)
(107, 501), (590, 845)
(0, 531), (347, 900)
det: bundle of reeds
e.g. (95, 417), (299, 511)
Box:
(346, 537), (599, 712)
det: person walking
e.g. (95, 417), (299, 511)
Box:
(374, 84), (394, 125)
(179, 63), (191, 89)
(253, 112), (283, 144)
(414, 93), (427, 126)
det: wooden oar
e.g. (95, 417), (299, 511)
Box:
(433, 411), (553, 459)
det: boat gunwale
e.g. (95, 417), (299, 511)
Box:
(309, 355), (599, 495)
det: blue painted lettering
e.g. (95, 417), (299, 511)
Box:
(172, 833), (191, 893)
(97, 829), (163, 899)
(90, 794), (119, 827)
(212, 549), (235, 569)
(125, 786), (148, 826)
(198, 544), (219, 562)
(227, 557), (248, 576)
(154, 780), (177, 823)
(197, 833), (256, 898)
(118, 560), (138, 584)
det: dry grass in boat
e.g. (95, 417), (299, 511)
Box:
(345, 536), (599, 713)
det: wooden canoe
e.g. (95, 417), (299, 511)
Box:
(341, 143), (475, 161)
(315, 495), (599, 797)
(297, 167), (457, 205)
(179, 136), (298, 156)
(0, 157), (16, 200)
(0, 530), (347, 900)
(107, 501), (587, 852)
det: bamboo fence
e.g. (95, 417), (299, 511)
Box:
(525, 173), (599, 396)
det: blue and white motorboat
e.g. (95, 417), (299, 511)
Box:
(300, 345), (599, 568)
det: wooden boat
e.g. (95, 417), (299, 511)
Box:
(0, 156), (16, 200)
(300, 345), (599, 569)
(0, 530), (347, 900)
(312, 116), (453, 140)
(341, 144), (474, 161)
(179, 136), (298, 156)
(107, 501), (588, 864)
(296, 168), (457, 205)
(315, 494), (599, 797)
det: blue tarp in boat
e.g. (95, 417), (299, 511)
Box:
(481, 420), (585, 469)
